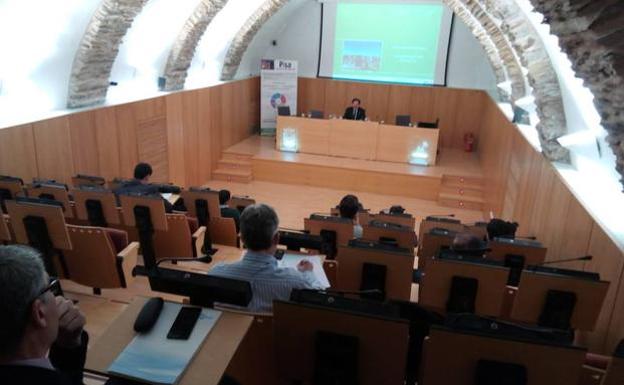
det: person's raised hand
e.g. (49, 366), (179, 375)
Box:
(55, 297), (86, 348)
(297, 260), (314, 272)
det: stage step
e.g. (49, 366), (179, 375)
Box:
(222, 152), (254, 162)
(213, 151), (254, 183)
(437, 196), (484, 211)
(217, 158), (252, 170)
(212, 168), (253, 183)
(439, 185), (483, 199)
(437, 174), (484, 211)
(441, 174), (484, 190)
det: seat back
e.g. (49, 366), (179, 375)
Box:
(225, 315), (275, 385)
(395, 114), (411, 126)
(210, 216), (238, 247)
(603, 356), (624, 385)
(310, 110), (324, 119)
(64, 225), (128, 289)
(277, 105), (291, 116)
(153, 213), (194, 260)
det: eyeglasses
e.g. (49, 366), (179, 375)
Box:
(35, 279), (62, 300)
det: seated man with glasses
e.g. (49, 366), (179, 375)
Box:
(0, 245), (88, 385)
(209, 203), (324, 313)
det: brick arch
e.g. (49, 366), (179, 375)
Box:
(481, 0), (569, 162)
(444, 0), (524, 102)
(67, 0), (150, 108)
(220, 0), (290, 81)
(528, 0), (624, 185)
(161, 0), (228, 92)
(444, 0), (528, 100)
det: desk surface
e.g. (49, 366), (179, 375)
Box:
(86, 297), (253, 385)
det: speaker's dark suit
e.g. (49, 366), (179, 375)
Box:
(343, 107), (366, 121)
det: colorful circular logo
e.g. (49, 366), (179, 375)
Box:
(270, 93), (287, 108)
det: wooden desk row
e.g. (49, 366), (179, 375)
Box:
(276, 116), (439, 165)
(419, 257), (610, 331)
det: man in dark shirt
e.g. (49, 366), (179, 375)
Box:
(343, 98), (366, 120)
(219, 189), (241, 232)
(0, 245), (88, 385)
(114, 162), (175, 212)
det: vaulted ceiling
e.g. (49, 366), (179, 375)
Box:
(3, 0), (624, 187)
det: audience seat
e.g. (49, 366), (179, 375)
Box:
(210, 216), (239, 247)
(225, 314), (275, 385)
(153, 213), (206, 260)
(309, 110), (324, 119)
(63, 225), (139, 293)
(395, 114), (411, 126)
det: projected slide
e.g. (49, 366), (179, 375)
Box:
(320, 1), (453, 85)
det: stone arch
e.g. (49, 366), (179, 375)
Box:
(528, 0), (624, 185)
(220, 0), (290, 81)
(161, 0), (228, 92)
(480, 0), (569, 162)
(444, 0), (525, 102)
(67, 0), (149, 108)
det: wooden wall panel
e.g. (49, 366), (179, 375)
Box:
(136, 118), (168, 183)
(0, 124), (38, 181)
(94, 107), (121, 180)
(386, 85), (412, 124)
(32, 117), (74, 183)
(409, 87), (436, 123)
(165, 93), (185, 186)
(182, 91), (200, 186)
(220, 82), (236, 148)
(248, 77), (261, 130)
(133, 96), (166, 122)
(448, 89), (486, 149)
(0, 78), (258, 187)
(323, 80), (350, 117)
(209, 85), (224, 172)
(114, 104), (139, 178)
(197, 87), (213, 183)
(297, 77), (327, 115)
(68, 111), (99, 176)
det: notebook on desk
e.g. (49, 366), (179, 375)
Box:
(278, 253), (331, 289)
(108, 302), (222, 385)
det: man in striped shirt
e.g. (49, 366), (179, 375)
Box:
(208, 203), (324, 313)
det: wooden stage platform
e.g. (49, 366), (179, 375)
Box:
(218, 135), (486, 211)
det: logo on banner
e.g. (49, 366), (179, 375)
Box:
(270, 93), (287, 109)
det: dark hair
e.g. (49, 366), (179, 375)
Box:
(452, 233), (487, 256)
(240, 204), (279, 251)
(389, 205), (405, 214)
(352, 98), (361, 104)
(218, 189), (231, 205)
(486, 219), (519, 240)
(134, 163), (153, 180)
(339, 194), (360, 220)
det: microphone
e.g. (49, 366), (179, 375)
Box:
(321, 289), (383, 297)
(515, 235), (537, 240)
(537, 255), (592, 265)
(155, 255), (212, 267)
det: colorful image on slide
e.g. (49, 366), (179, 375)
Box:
(341, 40), (382, 71)
(270, 93), (287, 108)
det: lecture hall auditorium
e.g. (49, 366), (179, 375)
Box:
(1, 1), (623, 385)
